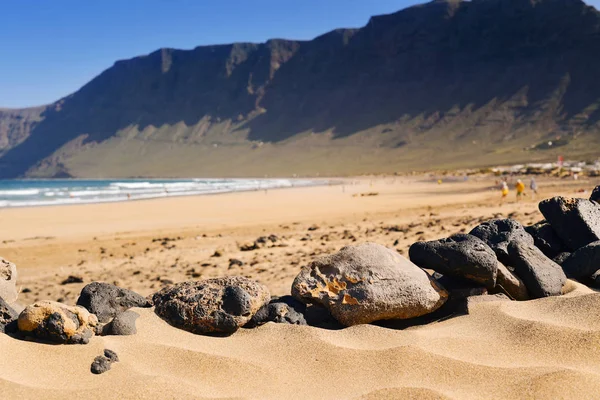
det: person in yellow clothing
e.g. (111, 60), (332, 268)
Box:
(515, 179), (525, 201)
(501, 181), (509, 203)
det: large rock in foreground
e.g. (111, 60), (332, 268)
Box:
(409, 234), (498, 288)
(17, 301), (99, 344)
(469, 219), (533, 265)
(539, 197), (600, 251)
(562, 241), (600, 280)
(153, 277), (270, 335)
(76, 282), (152, 323)
(292, 243), (448, 326)
(506, 241), (566, 298)
(0, 258), (18, 304)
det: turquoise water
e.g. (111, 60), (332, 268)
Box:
(0, 179), (317, 208)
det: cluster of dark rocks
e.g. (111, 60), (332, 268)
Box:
(1, 187), (600, 370)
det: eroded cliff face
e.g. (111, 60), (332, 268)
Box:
(2, 0), (600, 178)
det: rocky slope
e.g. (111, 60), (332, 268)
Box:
(1, 0), (600, 178)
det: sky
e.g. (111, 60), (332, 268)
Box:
(1, 0), (416, 108)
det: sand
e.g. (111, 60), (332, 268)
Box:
(1, 175), (600, 399)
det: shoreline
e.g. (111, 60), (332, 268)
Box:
(0, 177), (338, 209)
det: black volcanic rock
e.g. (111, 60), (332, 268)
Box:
(506, 241), (566, 298)
(409, 234), (498, 288)
(76, 282), (151, 323)
(561, 241), (600, 280)
(470, 219), (533, 265)
(525, 221), (567, 259)
(538, 197), (600, 251)
(2, 0), (600, 177)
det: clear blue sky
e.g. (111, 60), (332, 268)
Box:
(0, 0), (414, 108)
(2, 0), (599, 109)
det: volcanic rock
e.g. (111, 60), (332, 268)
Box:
(153, 276), (270, 335)
(539, 197), (600, 251)
(561, 241), (600, 280)
(17, 301), (99, 344)
(525, 221), (566, 259)
(409, 234), (498, 288)
(76, 282), (152, 323)
(469, 219), (533, 265)
(506, 241), (566, 298)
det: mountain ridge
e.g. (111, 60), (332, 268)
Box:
(2, 0), (600, 178)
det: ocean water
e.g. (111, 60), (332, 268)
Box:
(0, 179), (319, 208)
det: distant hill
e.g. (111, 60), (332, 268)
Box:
(2, 0), (600, 178)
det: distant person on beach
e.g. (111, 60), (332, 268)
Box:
(515, 179), (525, 201)
(501, 181), (509, 203)
(530, 178), (538, 199)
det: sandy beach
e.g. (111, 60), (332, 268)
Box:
(1, 175), (600, 399)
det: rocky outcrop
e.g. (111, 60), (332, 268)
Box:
(3, 0), (600, 178)
(152, 277), (270, 335)
(409, 234), (498, 288)
(292, 243), (448, 326)
(17, 301), (99, 344)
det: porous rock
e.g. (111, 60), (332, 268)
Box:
(91, 356), (112, 374)
(292, 242), (448, 326)
(409, 234), (498, 288)
(245, 295), (307, 328)
(77, 282), (151, 323)
(525, 221), (566, 259)
(506, 241), (566, 298)
(17, 301), (99, 344)
(539, 197), (600, 251)
(153, 276), (270, 335)
(561, 241), (600, 280)
(0, 258), (18, 304)
(91, 350), (119, 375)
(0, 297), (18, 333)
(469, 219), (533, 265)
(105, 310), (139, 335)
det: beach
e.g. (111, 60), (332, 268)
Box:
(1, 175), (600, 399)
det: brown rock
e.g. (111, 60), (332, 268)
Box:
(291, 243), (448, 326)
(17, 301), (99, 344)
(495, 262), (529, 301)
(153, 276), (270, 335)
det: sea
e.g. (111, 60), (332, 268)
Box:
(0, 178), (319, 208)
